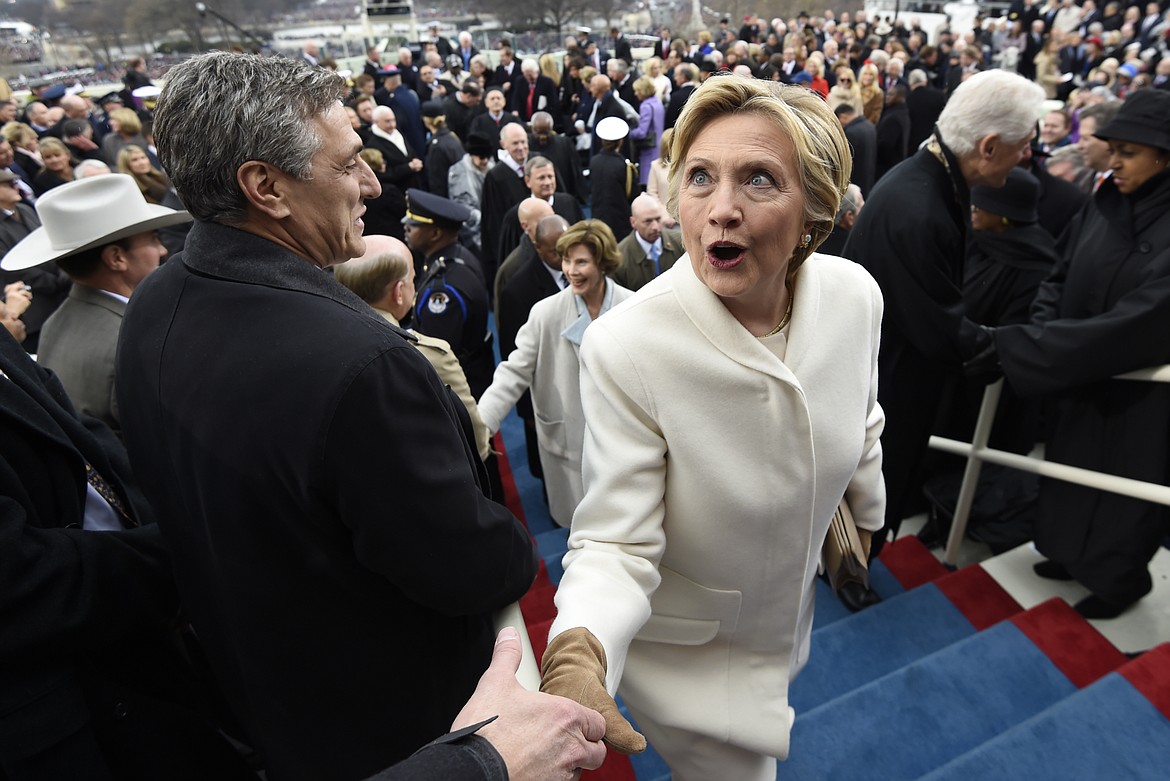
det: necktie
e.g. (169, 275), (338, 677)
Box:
(649, 242), (662, 277)
(527, 82), (535, 118)
(559, 272), (568, 289)
(85, 462), (136, 526)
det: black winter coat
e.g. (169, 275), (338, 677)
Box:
(997, 171), (1170, 599)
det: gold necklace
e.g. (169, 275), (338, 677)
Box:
(757, 294), (794, 339)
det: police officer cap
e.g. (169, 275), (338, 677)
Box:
(41, 83), (67, 101)
(376, 65), (400, 78)
(404, 188), (470, 230)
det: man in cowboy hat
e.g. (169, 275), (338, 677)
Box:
(2, 175), (190, 436)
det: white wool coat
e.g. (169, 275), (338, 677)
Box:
(550, 253), (886, 759)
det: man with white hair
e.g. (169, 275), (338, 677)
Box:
(510, 58), (557, 123)
(456, 31), (479, 70)
(819, 183), (864, 256)
(845, 69), (1045, 553)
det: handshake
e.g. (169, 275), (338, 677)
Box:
(451, 627), (644, 781)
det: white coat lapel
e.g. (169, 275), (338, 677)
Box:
(670, 255), (803, 386)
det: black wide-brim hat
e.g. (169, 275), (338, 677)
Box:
(1094, 90), (1170, 152)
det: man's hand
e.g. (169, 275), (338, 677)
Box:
(453, 628), (607, 781)
(3, 282), (32, 319)
(408, 158), (424, 172)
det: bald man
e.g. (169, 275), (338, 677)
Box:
(612, 193), (684, 291)
(334, 235), (491, 461)
(496, 214), (570, 486)
(494, 197), (554, 312)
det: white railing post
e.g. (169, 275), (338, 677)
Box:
(927, 366), (1170, 567)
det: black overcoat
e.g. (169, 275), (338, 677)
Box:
(997, 172), (1170, 601)
(116, 222), (536, 781)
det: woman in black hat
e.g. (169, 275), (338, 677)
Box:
(988, 89), (1170, 619)
(965, 168), (1059, 328)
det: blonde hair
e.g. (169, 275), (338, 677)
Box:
(2, 121), (36, 147)
(668, 77), (851, 272)
(539, 52), (561, 86)
(38, 136), (69, 158)
(633, 76), (656, 101)
(555, 219), (621, 275)
(359, 147), (385, 171)
(109, 107), (142, 136)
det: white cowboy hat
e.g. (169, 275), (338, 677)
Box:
(1, 174), (191, 271)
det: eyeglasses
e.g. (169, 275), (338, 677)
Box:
(4, 181), (19, 189)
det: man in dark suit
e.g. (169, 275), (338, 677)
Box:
(610, 27), (633, 64)
(490, 44), (521, 101)
(480, 123), (531, 289)
(528, 111), (585, 204)
(836, 103), (878, 196)
(665, 63), (699, 129)
(455, 31), (479, 70)
(875, 85), (911, 182)
(116, 51), (604, 781)
(906, 68), (947, 154)
(607, 59), (640, 112)
(0, 326), (255, 781)
(510, 58), (558, 124)
(362, 45), (382, 79)
(652, 27), (673, 60)
(497, 214), (568, 487)
(495, 156), (584, 264)
(1020, 19), (1047, 81)
(365, 104), (424, 193)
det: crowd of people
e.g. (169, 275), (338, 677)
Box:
(0, 3), (1168, 780)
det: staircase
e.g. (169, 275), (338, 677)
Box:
(492, 413), (1170, 780)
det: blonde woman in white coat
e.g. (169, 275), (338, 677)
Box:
(540, 78), (886, 779)
(477, 219), (634, 527)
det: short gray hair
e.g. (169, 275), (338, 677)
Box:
(908, 69), (928, 87)
(835, 183), (863, 224)
(154, 51), (346, 226)
(936, 70), (1044, 157)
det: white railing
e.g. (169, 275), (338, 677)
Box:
(927, 367), (1170, 567)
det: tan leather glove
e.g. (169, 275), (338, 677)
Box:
(540, 627), (647, 754)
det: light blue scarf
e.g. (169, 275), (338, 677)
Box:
(561, 279), (616, 346)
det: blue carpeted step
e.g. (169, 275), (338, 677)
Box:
(918, 664), (1170, 780)
(793, 581), (982, 713)
(784, 606), (1094, 780)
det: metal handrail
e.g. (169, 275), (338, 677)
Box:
(926, 366), (1170, 566)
